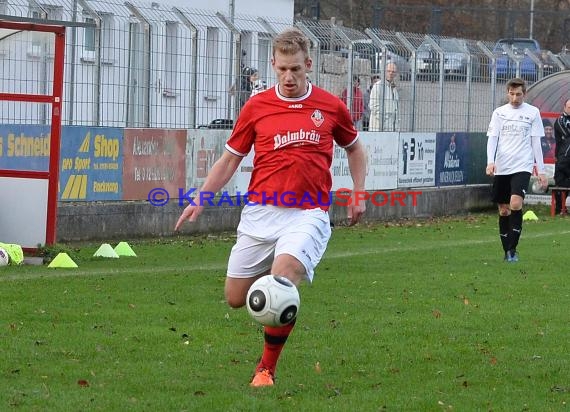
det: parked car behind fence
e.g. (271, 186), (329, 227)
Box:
(494, 38), (541, 81)
(413, 38), (481, 81)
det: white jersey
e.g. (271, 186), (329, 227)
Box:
(486, 102), (545, 175)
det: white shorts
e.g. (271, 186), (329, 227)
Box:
(227, 205), (332, 282)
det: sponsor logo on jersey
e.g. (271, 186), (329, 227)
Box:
(273, 129), (321, 149)
(288, 104), (303, 109)
(311, 110), (324, 127)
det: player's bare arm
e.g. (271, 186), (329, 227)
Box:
(531, 133), (549, 189)
(486, 163), (496, 176)
(175, 150), (242, 230)
(345, 139), (367, 225)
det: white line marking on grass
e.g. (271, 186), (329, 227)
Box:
(325, 229), (570, 259)
(2, 229), (568, 282)
(0, 263), (225, 282)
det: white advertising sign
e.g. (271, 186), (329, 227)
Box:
(398, 133), (437, 188)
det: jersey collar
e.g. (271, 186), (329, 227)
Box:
(275, 82), (312, 102)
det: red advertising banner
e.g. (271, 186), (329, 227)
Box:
(123, 129), (186, 200)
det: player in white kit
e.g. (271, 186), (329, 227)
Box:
(486, 77), (548, 262)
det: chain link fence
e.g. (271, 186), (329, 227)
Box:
(297, 19), (569, 133)
(1, 1), (568, 132)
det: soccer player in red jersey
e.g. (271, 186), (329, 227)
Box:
(175, 27), (367, 386)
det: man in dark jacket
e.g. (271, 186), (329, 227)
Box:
(553, 99), (570, 214)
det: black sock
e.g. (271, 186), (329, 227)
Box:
(509, 209), (523, 252)
(499, 215), (510, 252)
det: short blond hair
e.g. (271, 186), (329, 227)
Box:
(273, 27), (311, 60)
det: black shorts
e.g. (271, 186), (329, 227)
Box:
(491, 172), (531, 204)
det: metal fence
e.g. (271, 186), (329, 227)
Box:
(1, 0), (292, 129)
(297, 18), (569, 133)
(1, 1), (569, 132)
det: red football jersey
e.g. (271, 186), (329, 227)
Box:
(225, 82), (358, 210)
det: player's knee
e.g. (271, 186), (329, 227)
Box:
(225, 291), (246, 308)
(510, 198), (523, 210)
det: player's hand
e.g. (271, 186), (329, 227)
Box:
(174, 204), (204, 231)
(347, 198), (366, 226)
(485, 163), (495, 176)
(538, 173), (548, 189)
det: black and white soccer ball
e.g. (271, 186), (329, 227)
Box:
(246, 275), (300, 327)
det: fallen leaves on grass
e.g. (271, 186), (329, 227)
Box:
(315, 362), (321, 373)
(438, 400), (453, 410)
(457, 294), (470, 305)
(551, 386), (570, 392)
(325, 383), (341, 398)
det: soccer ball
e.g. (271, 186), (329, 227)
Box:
(0, 247), (9, 267)
(532, 179), (546, 194)
(246, 275), (300, 327)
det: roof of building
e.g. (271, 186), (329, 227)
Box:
(527, 70), (570, 113)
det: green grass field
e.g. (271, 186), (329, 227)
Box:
(1, 210), (569, 411)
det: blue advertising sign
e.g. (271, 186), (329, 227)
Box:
(59, 126), (123, 201)
(435, 132), (469, 186)
(0, 124), (51, 171)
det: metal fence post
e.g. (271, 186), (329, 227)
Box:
(395, 32), (417, 131)
(216, 12), (242, 121)
(125, 2), (151, 128)
(77, 0), (101, 126)
(295, 21), (321, 86)
(477, 41), (497, 122)
(423, 35), (444, 131)
(173, 7), (198, 129)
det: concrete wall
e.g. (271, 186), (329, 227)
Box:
(56, 185), (492, 241)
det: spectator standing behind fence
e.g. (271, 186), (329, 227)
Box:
(250, 74), (267, 97)
(341, 76), (364, 131)
(541, 118), (556, 161)
(553, 98), (570, 215)
(175, 27), (367, 387)
(362, 75), (380, 131)
(369, 63), (400, 132)
(485, 77), (547, 263)
(229, 66), (259, 110)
